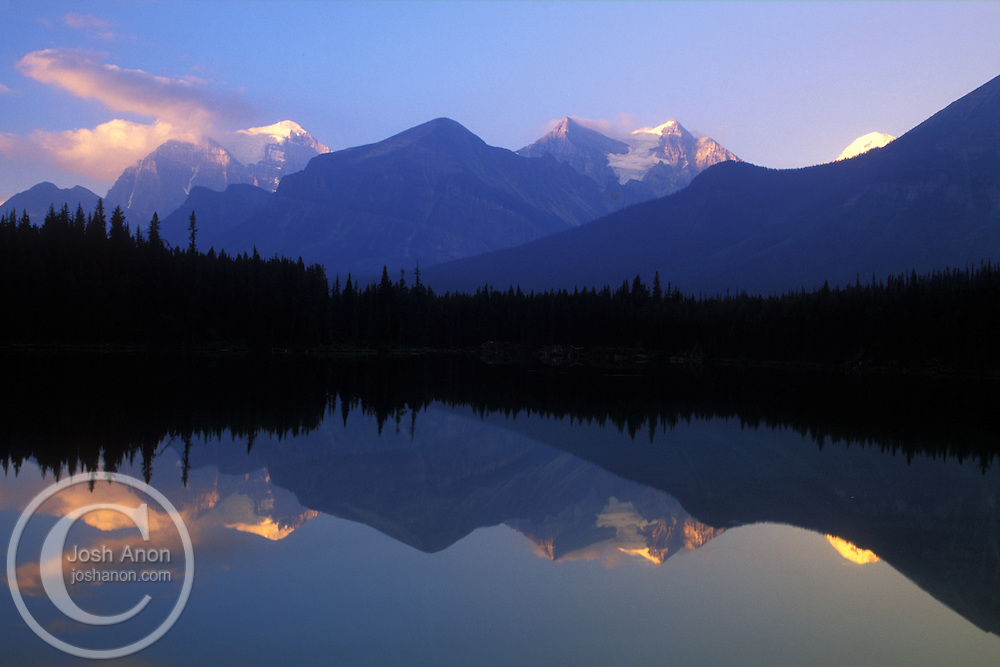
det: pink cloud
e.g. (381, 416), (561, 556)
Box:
(64, 13), (111, 30)
(16, 49), (250, 134)
(8, 49), (255, 184)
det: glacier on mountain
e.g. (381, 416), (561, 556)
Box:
(835, 131), (896, 161)
(223, 120), (330, 167)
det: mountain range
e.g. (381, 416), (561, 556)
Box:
(425, 74), (1000, 295)
(103, 121), (329, 227)
(2, 113), (740, 283)
(193, 117), (615, 279)
(0, 121), (329, 230)
(5, 73), (999, 296)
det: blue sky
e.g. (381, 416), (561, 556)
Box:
(2, 1), (1000, 204)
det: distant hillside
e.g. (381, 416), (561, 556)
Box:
(0, 182), (100, 224)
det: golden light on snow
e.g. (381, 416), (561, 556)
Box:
(825, 534), (880, 565)
(835, 131), (895, 161)
(237, 120), (308, 139)
(226, 512), (319, 541)
(617, 546), (666, 565)
(631, 120), (682, 136)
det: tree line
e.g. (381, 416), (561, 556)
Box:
(3, 352), (997, 483)
(2, 201), (999, 370)
(1, 202), (329, 348)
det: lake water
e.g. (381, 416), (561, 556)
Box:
(2, 354), (999, 665)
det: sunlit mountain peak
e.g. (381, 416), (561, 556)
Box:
(552, 117), (573, 134)
(603, 119), (737, 190)
(195, 470), (321, 542)
(208, 120), (330, 192)
(618, 546), (665, 565)
(825, 534), (880, 565)
(835, 131), (895, 161)
(632, 119), (686, 137)
(237, 120), (309, 140)
(227, 512), (320, 541)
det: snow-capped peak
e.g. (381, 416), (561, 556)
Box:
(836, 132), (895, 161)
(221, 121), (329, 169)
(551, 117), (573, 135)
(237, 120), (309, 141)
(632, 120), (683, 136)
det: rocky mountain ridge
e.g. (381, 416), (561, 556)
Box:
(101, 121), (329, 226)
(518, 116), (740, 201)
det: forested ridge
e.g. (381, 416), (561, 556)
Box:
(2, 201), (999, 371)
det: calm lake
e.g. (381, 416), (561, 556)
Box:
(2, 353), (999, 665)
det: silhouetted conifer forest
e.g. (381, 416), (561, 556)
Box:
(1, 353), (997, 483)
(2, 202), (999, 371)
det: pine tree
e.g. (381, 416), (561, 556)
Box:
(187, 211), (198, 254)
(148, 213), (163, 250)
(109, 205), (131, 252)
(73, 203), (87, 237)
(86, 199), (106, 240)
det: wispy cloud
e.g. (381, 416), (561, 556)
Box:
(539, 113), (643, 140)
(9, 49), (254, 184)
(574, 114), (643, 138)
(63, 13), (115, 41)
(0, 82), (11, 94)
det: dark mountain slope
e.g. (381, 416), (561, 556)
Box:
(424, 74), (1000, 296)
(225, 118), (609, 281)
(160, 184), (272, 252)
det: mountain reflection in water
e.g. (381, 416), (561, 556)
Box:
(172, 402), (723, 566)
(1, 352), (998, 665)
